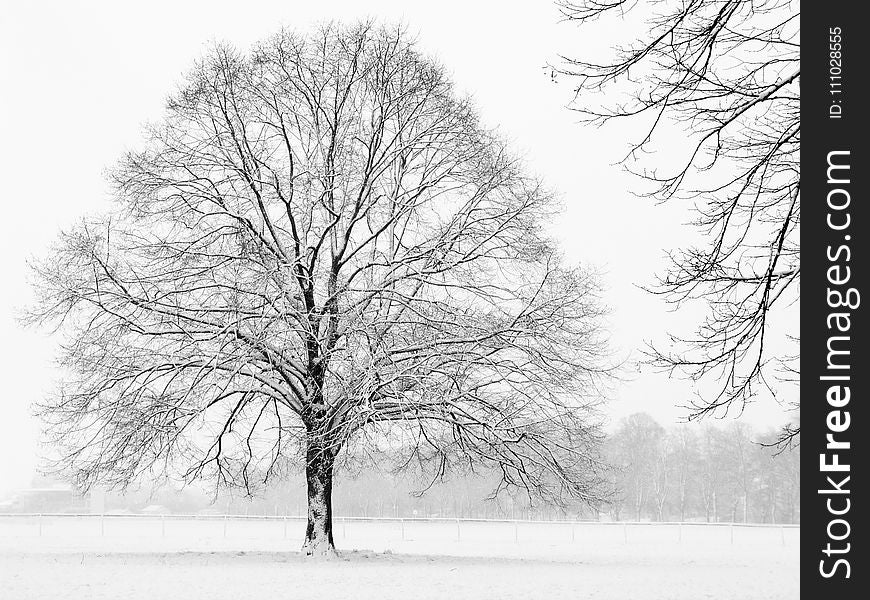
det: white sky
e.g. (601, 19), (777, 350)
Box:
(0, 0), (795, 493)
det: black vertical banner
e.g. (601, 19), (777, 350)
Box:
(802, 4), (867, 597)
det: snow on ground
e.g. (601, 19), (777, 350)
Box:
(0, 517), (798, 599)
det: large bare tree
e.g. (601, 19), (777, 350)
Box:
(559, 0), (800, 446)
(27, 23), (610, 556)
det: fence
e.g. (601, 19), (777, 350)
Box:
(0, 513), (798, 552)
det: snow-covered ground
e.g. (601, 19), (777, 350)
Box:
(0, 516), (798, 599)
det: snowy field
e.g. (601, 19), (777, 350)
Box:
(0, 516), (798, 599)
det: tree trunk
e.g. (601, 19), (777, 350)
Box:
(712, 490), (718, 522)
(301, 441), (337, 557)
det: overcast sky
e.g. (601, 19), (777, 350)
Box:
(0, 0), (796, 493)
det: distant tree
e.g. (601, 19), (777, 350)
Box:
(601, 436), (626, 521)
(650, 433), (670, 521)
(697, 425), (725, 522)
(559, 0), (800, 447)
(721, 422), (756, 523)
(666, 426), (700, 522)
(26, 23), (611, 556)
(756, 428), (800, 523)
(609, 413), (665, 520)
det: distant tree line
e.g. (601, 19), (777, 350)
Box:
(22, 412), (799, 526)
(605, 413), (799, 524)
(86, 413), (798, 526)
(77, 470), (599, 521)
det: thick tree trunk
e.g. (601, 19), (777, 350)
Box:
(301, 441), (337, 557)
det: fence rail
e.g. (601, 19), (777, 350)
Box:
(0, 512), (800, 526)
(0, 512), (799, 551)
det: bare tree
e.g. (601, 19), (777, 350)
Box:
(757, 428), (800, 523)
(26, 23), (611, 556)
(721, 422), (756, 523)
(608, 413), (664, 520)
(558, 0), (800, 445)
(650, 434), (669, 521)
(698, 425), (726, 522)
(667, 426), (700, 522)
